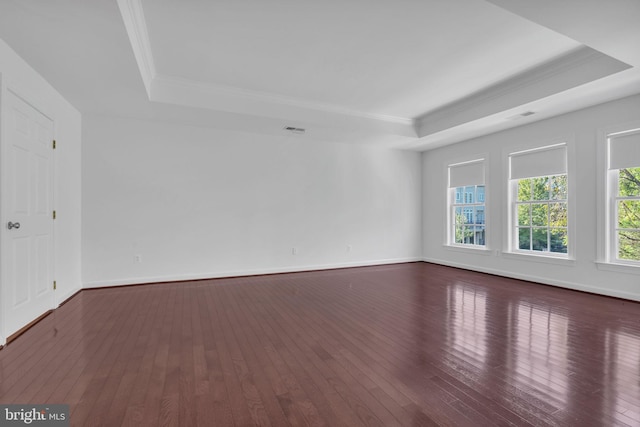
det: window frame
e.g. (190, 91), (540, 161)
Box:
(504, 138), (575, 262)
(510, 174), (568, 255)
(610, 168), (640, 265)
(446, 157), (488, 251)
(450, 184), (486, 247)
(598, 124), (640, 270)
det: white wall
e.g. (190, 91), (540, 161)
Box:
(82, 115), (422, 287)
(0, 39), (82, 340)
(423, 94), (640, 301)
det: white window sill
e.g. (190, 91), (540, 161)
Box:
(444, 244), (492, 256)
(595, 261), (640, 275)
(502, 251), (575, 266)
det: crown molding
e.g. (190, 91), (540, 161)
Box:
(117, 0), (156, 97)
(424, 47), (600, 121)
(150, 74), (413, 126)
(415, 46), (631, 138)
(117, 0), (412, 130)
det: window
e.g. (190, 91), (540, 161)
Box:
(606, 129), (640, 264)
(514, 175), (568, 253)
(509, 144), (568, 256)
(613, 167), (640, 261)
(448, 159), (486, 247)
(452, 185), (486, 246)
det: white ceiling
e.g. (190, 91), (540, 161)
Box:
(1, 0), (639, 149)
(143, 0), (579, 118)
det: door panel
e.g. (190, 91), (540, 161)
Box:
(12, 146), (29, 213)
(35, 121), (49, 147)
(11, 237), (30, 306)
(12, 107), (30, 135)
(35, 235), (50, 296)
(2, 91), (54, 338)
(35, 155), (48, 214)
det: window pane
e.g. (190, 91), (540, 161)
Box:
(617, 200), (640, 229)
(517, 204), (530, 226)
(550, 228), (568, 253)
(463, 208), (473, 224)
(531, 203), (548, 226)
(455, 226), (464, 244)
(477, 185), (485, 202)
(463, 226), (475, 244)
(517, 178), (531, 201)
(475, 226), (485, 246)
(518, 227), (530, 250)
(549, 202), (568, 228)
(618, 167), (640, 197)
(455, 187), (463, 202)
(532, 228), (548, 251)
(455, 207), (465, 225)
(464, 186), (475, 203)
(618, 230), (640, 260)
(474, 206), (485, 225)
(532, 177), (550, 201)
(551, 175), (568, 200)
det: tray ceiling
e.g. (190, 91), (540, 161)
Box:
(1, 0), (638, 148)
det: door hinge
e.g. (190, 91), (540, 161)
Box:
(52, 210), (57, 220)
(52, 140), (56, 149)
(53, 281), (57, 290)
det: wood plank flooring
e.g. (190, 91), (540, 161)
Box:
(1, 262), (639, 426)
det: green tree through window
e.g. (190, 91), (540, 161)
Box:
(616, 167), (640, 261)
(515, 175), (568, 253)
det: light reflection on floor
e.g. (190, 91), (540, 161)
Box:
(441, 280), (639, 425)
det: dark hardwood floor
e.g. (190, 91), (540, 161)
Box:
(1, 262), (639, 426)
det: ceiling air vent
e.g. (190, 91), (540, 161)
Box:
(506, 111), (536, 121)
(284, 126), (305, 134)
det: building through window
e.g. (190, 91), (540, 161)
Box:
(448, 159), (486, 247)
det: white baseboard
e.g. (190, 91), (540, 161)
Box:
(83, 257), (422, 289)
(423, 256), (640, 302)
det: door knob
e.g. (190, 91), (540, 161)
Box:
(7, 221), (20, 230)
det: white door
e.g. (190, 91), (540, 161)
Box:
(1, 90), (55, 338)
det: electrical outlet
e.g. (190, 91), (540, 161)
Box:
(347, 245), (352, 252)
(134, 254), (142, 263)
(292, 247), (298, 255)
